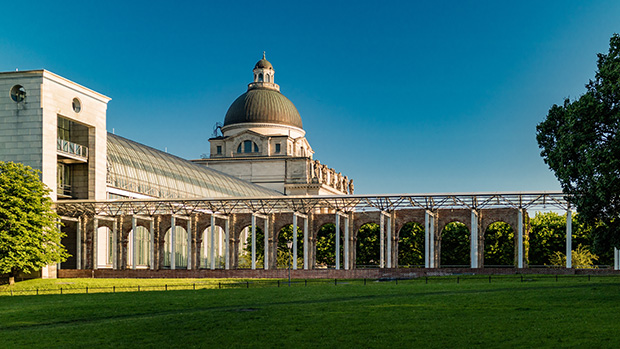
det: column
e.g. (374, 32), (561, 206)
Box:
(470, 210), (478, 268)
(251, 214), (256, 270)
(93, 217), (99, 270)
(225, 218), (230, 270)
(210, 215), (216, 270)
(566, 209), (572, 268)
(614, 247), (619, 270)
(76, 217), (82, 269)
(386, 214), (392, 268)
(335, 213), (341, 270)
(517, 209), (523, 269)
(170, 216), (176, 270)
(429, 213), (435, 268)
(303, 216), (309, 270)
(187, 219), (192, 270)
(380, 213), (385, 268)
(424, 211), (429, 268)
(132, 216), (137, 270)
(112, 219), (118, 270)
(344, 214), (350, 270)
(264, 217), (269, 270)
(149, 219), (155, 270)
(293, 215), (298, 270)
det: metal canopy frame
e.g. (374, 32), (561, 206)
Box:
(55, 192), (569, 217)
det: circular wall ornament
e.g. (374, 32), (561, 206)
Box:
(72, 98), (81, 113)
(10, 85), (26, 102)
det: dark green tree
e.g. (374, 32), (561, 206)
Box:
(536, 34), (620, 249)
(0, 161), (69, 285)
(397, 222), (424, 266)
(484, 222), (514, 266)
(440, 222), (470, 266)
(356, 223), (380, 266)
(276, 225), (303, 268)
(315, 224), (342, 267)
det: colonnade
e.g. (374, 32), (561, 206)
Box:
(57, 205), (611, 271)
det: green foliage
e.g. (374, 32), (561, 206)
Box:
(528, 212), (593, 265)
(484, 222), (514, 266)
(440, 222), (470, 266)
(397, 222), (424, 266)
(0, 162), (69, 278)
(315, 224), (342, 267)
(536, 34), (620, 248)
(548, 244), (599, 268)
(356, 223), (379, 266)
(275, 225), (303, 268)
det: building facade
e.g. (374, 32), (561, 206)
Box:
(193, 54), (353, 196)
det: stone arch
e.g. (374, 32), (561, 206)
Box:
(397, 222), (425, 267)
(314, 222), (343, 269)
(163, 226), (188, 269)
(200, 224), (226, 269)
(355, 222), (380, 267)
(275, 224), (303, 269)
(439, 221), (470, 267)
(483, 221), (515, 267)
(126, 224), (151, 269)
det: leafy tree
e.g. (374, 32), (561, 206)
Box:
(0, 161), (69, 285)
(536, 34), (620, 249)
(440, 222), (470, 266)
(356, 223), (379, 266)
(397, 222), (424, 266)
(529, 212), (593, 266)
(315, 224), (343, 267)
(276, 225), (303, 268)
(484, 222), (514, 266)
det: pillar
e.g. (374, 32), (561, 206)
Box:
(132, 216), (137, 270)
(251, 214), (257, 270)
(380, 213), (385, 268)
(210, 215), (216, 270)
(293, 215), (298, 270)
(264, 216), (270, 270)
(614, 247), (619, 270)
(171, 216), (176, 270)
(429, 212), (435, 268)
(335, 213), (341, 270)
(517, 209), (524, 269)
(187, 218), (192, 270)
(424, 211), (429, 268)
(112, 219), (118, 270)
(225, 218), (230, 270)
(566, 209), (572, 268)
(303, 216), (309, 270)
(76, 217), (82, 269)
(470, 210), (479, 268)
(344, 214), (350, 270)
(149, 219), (155, 270)
(93, 217), (99, 270)
(386, 214), (392, 268)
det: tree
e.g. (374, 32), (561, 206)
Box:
(536, 34), (620, 249)
(0, 162), (69, 285)
(440, 222), (470, 266)
(356, 223), (380, 266)
(484, 222), (514, 266)
(397, 222), (425, 266)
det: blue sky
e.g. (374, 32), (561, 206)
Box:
(1, 1), (618, 194)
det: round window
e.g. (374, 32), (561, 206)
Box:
(10, 85), (26, 102)
(72, 98), (81, 113)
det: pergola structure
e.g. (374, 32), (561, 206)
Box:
(56, 191), (620, 273)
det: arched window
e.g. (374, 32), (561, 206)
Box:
(258, 73), (264, 82)
(266, 74), (271, 82)
(238, 140), (259, 153)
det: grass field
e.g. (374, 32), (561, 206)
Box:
(1, 276), (620, 348)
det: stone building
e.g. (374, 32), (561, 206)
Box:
(193, 54), (353, 196)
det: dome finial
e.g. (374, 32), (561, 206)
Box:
(263, 51), (266, 59)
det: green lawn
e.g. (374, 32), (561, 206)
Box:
(1, 276), (619, 348)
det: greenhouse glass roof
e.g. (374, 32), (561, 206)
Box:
(106, 133), (281, 199)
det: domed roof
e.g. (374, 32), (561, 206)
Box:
(224, 88), (303, 129)
(254, 58), (273, 70)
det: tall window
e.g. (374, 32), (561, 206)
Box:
(58, 117), (71, 141)
(216, 145), (222, 155)
(275, 143), (281, 153)
(57, 163), (72, 197)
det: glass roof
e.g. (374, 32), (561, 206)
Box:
(106, 133), (281, 199)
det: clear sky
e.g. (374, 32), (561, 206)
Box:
(1, 1), (618, 195)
